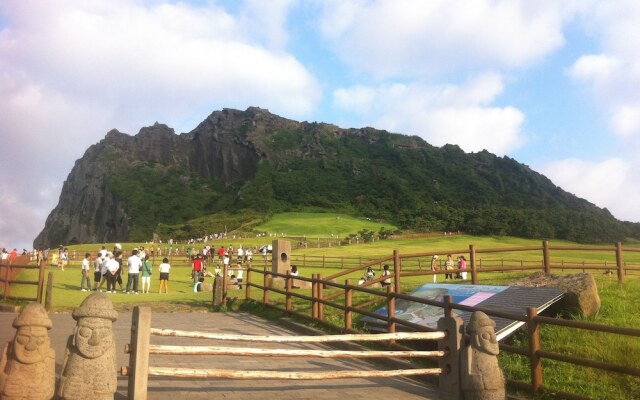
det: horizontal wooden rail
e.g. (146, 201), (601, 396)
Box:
(150, 328), (446, 342)
(324, 256), (393, 281)
(537, 350), (640, 377)
(534, 315), (640, 337)
(549, 245), (613, 251)
(474, 246), (542, 253)
(3, 295), (37, 302)
(126, 366), (442, 380)
(7, 280), (39, 285)
(400, 249), (471, 258)
(142, 344), (445, 358)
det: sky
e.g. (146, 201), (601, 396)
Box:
(2, 0), (640, 250)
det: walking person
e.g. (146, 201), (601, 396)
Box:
(141, 255), (152, 293)
(80, 253), (92, 291)
(158, 257), (171, 294)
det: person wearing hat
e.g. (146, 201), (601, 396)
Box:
(0, 302), (55, 399)
(59, 292), (118, 400)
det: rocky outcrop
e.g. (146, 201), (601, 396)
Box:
(509, 272), (601, 317)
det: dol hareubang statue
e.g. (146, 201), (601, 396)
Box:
(0, 303), (55, 400)
(460, 311), (506, 400)
(58, 292), (118, 400)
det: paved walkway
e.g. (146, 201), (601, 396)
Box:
(0, 310), (440, 399)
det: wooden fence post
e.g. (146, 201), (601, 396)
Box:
(2, 263), (8, 301)
(438, 313), (464, 400)
(285, 270), (292, 313)
(387, 285), (396, 346)
(127, 306), (151, 400)
(616, 242), (625, 284)
(443, 295), (453, 318)
(245, 267), (251, 300)
(37, 258), (45, 304)
(44, 272), (54, 312)
(542, 240), (551, 274)
(344, 279), (352, 333)
(469, 245), (478, 284)
(312, 274), (319, 320)
(527, 307), (543, 394)
(318, 273), (324, 321)
(263, 267), (270, 305)
(393, 250), (401, 294)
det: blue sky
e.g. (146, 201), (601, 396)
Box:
(2, 0), (640, 250)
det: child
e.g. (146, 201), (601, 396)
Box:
(381, 264), (392, 287)
(158, 257), (171, 294)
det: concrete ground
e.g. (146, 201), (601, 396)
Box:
(0, 309), (440, 399)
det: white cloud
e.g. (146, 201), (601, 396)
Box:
(568, 2), (640, 138)
(318, 0), (576, 78)
(333, 73), (525, 155)
(0, 0), (321, 248)
(611, 106), (640, 137)
(538, 157), (640, 221)
(568, 54), (620, 87)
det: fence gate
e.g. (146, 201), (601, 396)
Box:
(121, 306), (462, 400)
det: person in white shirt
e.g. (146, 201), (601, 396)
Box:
(93, 255), (104, 291)
(125, 249), (142, 294)
(158, 257), (171, 294)
(237, 246), (244, 264)
(106, 253), (120, 293)
(80, 253), (91, 291)
(236, 268), (244, 289)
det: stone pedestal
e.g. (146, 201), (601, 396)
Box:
(272, 240), (291, 275)
(212, 277), (224, 306)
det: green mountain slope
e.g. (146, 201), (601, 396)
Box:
(35, 107), (640, 247)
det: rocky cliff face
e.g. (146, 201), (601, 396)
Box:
(34, 107), (280, 248)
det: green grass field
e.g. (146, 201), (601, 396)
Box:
(254, 212), (397, 236)
(3, 211), (640, 399)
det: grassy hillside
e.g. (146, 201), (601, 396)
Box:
(254, 212), (397, 236)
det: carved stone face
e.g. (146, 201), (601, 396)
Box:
(473, 327), (499, 356)
(13, 326), (50, 364)
(74, 317), (113, 359)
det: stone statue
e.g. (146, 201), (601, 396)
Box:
(58, 292), (118, 400)
(0, 302), (55, 400)
(460, 311), (506, 400)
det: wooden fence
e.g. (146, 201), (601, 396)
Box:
(240, 240), (640, 400)
(0, 256), (46, 304)
(122, 306), (462, 400)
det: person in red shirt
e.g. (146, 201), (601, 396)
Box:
(192, 253), (205, 284)
(8, 248), (18, 262)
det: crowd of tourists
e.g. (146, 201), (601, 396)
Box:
(60, 242), (259, 295)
